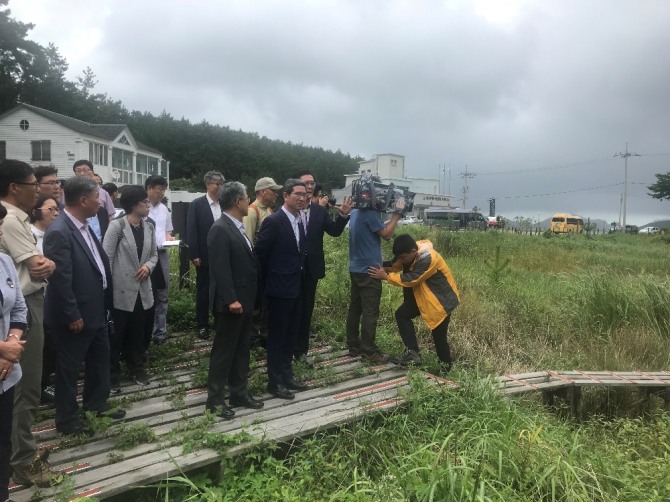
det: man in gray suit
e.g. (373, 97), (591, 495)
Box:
(205, 182), (263, 420)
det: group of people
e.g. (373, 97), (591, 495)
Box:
(0, 158), (174, 497)
(186, 170), (461, 421)
(0, 159), (462, 498)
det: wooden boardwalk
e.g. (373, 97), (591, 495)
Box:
(10, 337), (670, 500)
(10, 340), (457, 501)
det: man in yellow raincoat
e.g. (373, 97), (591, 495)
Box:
(368, 234), (459, 370)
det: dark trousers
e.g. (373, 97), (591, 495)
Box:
(395, 292), (453, 366)
(195, 265), (210, 329)
(266, 295), (302, 387)
(111, 295), (147, 379)
(143, 305), (156, 352)
(345, 273), (382, 356)
(49, 325), (111, 431)
(295, 267), (318, 358)
(249, 302), (268, 349)
(41, 326), (55, 389)
(0, 387), (14, 502)
(207, 311), (253, 407)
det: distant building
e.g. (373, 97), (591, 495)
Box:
(0, 103), (169, 186)
(333, 153), (457, 217)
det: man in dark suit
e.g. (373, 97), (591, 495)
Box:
(186, 171), (225, 340)
(205, 182), (264, 420)
(43, 177), (125, 436)
(254, 179), (308, 400)
(293, 170), (353, 361)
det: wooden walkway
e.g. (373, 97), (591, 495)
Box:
(10, 340), (457, 501)
(10, 338), (670, 500)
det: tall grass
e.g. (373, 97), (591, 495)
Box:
(157, 373), (670, 501)
(157, 228), (670, 501)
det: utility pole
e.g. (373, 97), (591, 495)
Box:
(614, 143), (640, 229)
(460, 165), (475, 209)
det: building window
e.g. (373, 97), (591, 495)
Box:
(89, 142), (108, 166)
(112, 148), (134, 184)
(19, 120), (29, 131)
(391, 159), (397, 165)
(160, 160), (168, 177)
(31, 140), (51, 161)
(148, 157), (158, 176)
(118, 135), (130, 145)
(0, 141), (5, 161)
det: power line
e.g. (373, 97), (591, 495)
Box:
(477, 157), (613, 176)
(478, 182), (624, 200)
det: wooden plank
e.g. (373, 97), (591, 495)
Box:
(501, 381), (570, 395)
(14, 372), (433, 501)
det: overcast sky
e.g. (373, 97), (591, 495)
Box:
(10, 0), (670, 225)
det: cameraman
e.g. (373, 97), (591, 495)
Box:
(345, 196), (404, 363)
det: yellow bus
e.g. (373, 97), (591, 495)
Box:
(551, 213), (584, 234)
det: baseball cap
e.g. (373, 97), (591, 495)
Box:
(255, 177), (283, 191)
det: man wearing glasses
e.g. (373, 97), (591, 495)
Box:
(34, 166), (63, 208)
(0, 160), (57, 488)
(254, 179), (309, 400)
(145, 175), (175, 345)
(187, 171), (225, 340)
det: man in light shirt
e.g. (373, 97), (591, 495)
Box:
(186, 171), (225, 340)
(0, 160), (57, 487)
(145, 175), (175, 344)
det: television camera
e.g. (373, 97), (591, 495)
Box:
(351, 171), (415, 215)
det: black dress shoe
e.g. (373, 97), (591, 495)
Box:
(93, 408), (126, 420)
(286, 379), (308, 392)
(206, 404), (235, 420)
(57, 423), (94, 437)
(266, 383), (295, 400)
(198, 328), (210, 340)
(230, 393), (264, 409)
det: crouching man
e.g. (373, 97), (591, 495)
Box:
(367, 234), (460, 371)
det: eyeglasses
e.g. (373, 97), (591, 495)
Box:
(40, 206), (60, 214)
(74, 167), (92, 173)
(141, 199), (150, 205)
(13, 181), (39, 188)
(292, 192), (307, 199)
(40, 180), (61, 186)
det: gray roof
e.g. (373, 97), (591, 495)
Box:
(2, 103), (163, 155)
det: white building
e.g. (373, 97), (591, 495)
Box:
(334, 153), (457, 216)
(0, 103), (168, 186)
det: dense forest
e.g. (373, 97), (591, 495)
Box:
(0, 0), (361, 192)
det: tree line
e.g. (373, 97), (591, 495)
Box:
(0, 0), (361, 192)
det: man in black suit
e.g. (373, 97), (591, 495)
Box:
(254, 179), (308, 400)
(43, 177), (125, 436)
(293, 170), (352, 361)
(186, 171), (225, 340)
(205, 181), (264, 420)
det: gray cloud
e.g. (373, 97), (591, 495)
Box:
(12, 0), (670, 224)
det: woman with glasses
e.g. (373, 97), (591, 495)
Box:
(29, 194), (60, 405)
(30, 194), (60, 254)
(102, 186), (157, 389)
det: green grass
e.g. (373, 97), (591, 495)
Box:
(154, 229), (670, 501)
